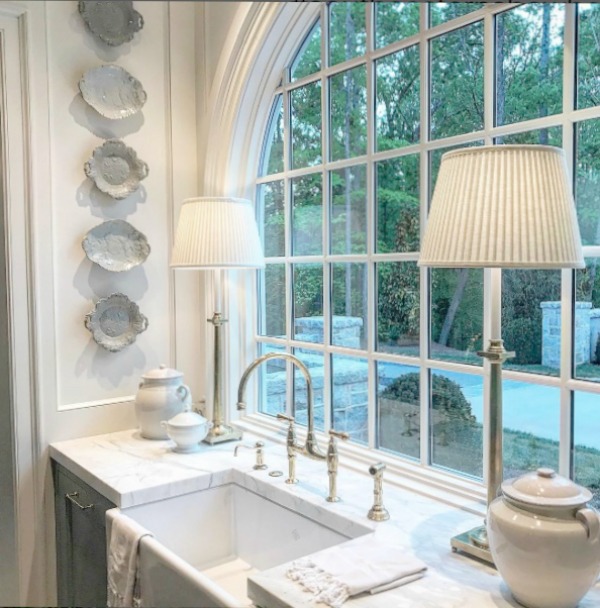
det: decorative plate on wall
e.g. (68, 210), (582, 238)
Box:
(82, 219), (151, 272)
(79, 1), (144, 47)
(85, 293), (148, 352)
(84, 139), (149, 199)
(79, 65), (147, 119)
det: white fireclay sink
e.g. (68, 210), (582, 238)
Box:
(112, 469), (372, 608)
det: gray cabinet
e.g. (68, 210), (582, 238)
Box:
(53, 461), (116, 608)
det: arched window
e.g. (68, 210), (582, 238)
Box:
(254, 3), (600, 505)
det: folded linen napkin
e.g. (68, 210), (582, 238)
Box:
(286, 534), (426, 608)
(106, 509), (153, 608)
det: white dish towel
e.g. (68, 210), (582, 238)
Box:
(106, 509), (153, 608)
(286, 534), (427, 608)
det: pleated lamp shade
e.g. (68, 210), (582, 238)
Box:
(419, 145), (584, 268)
(171, 197), (265, 269)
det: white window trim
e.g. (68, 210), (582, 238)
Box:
(205, 2), (600, 512)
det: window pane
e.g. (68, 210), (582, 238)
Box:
(574, 390), (600, 509)
(430, 3), (484, 28)
(293, 348), (325, 432)
(331, 165), (366, 255)
(293, 263), (323, 343)
(258, 180), (285, 258)
(502, 382), (559, 479)
(495, 126), (562, 147)
(332, 263), (367, 350)
(375, 2), (419, 48)
(291, 20), (321, 82)
(574, 258), (600, 383)
(577, 4), (600, 110)
(259, 264), (286, 338)
(259, 96), (284, 176)
(377, 362), (420, 460)
(258, 343), (288, 418)
(291, 81), (322, 169)
(575, 118), (600, 246)
(330, 65), (367, 161)
(376, 45), (420, 152)
(502, 269), (561, 377)
(430, 22), (484, 140)
(431, 268), (483, 366)
(331, 354), (368, 443)
(292, 173), (322, 256)
(430, 370), (482, 479)
(496, 5), (564, 127)
(377, 262), (420, 356)
(376, 154), (419, 253)
(329, 2), (366, 66)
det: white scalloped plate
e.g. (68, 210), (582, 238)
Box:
(84, 139), (149, 199)
(79, 65), (147, 119)
(79, 1), (144, 47)
(82, 219), (151, 272)
(85, 293), (148, 352)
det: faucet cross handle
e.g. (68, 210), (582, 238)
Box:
(329, 429), (349, 441)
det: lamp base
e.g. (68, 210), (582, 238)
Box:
(203, 423), (242, 445)
(450, 525), (494, 565)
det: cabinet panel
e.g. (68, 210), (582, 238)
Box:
(53, 462), (116, 608)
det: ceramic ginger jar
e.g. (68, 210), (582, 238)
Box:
(487, 467), (600, 608)
(135, 364), (191, 439)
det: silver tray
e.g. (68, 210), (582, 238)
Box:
(79, 1), (144, 47)
(85, 293), (148, 352)
(82, 219), (151, 272)
(79, 65), (147, 119)
(84, 139), (149, 199)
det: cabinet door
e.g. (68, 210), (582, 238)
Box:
(53, 462), (115, 608)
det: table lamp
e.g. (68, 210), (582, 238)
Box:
(171, 197), (265, 444)
(418, 145), (584, 562)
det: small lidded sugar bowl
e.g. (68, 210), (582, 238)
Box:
(135, 364), (191, 439)
(161, 405), (212, 453)
(487, 467), (600, 608)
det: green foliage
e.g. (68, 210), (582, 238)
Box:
(503, 318), (542, 365)
(577, 4), (600, 110)
(501, 270), (560, 365)
(430, 21), (484, 139)
(381, 372), (475, 422)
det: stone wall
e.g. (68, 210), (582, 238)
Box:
(261, 316), (369, 441)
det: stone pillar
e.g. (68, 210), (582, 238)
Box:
(541, 301), (592, 368)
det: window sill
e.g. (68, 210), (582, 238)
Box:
(234, 413), (487, 517)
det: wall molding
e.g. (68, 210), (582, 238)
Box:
(0, 2), (44, 604)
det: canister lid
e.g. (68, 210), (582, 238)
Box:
(165, 404), (206, 428)
(141, 364), (183, 380)
(502, 467), (592, 508)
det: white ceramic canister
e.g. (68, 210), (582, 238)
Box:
(487, 467), (600, 608)
(160, 405), (212, 453)
(135, 364), (191, 439)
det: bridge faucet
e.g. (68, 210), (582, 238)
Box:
(237, 352), (327, 461)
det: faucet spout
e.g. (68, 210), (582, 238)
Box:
(237, 352), (326, 461)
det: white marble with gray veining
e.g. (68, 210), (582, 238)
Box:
(49, 429), (600, 608)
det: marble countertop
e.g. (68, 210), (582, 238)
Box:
(50, 429), (600, 608)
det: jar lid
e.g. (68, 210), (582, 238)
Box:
(142, 364), (183, 380)
(502, 467), (592, 508)
(166, 405), (206, 428)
